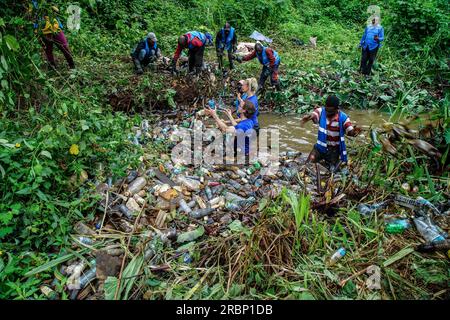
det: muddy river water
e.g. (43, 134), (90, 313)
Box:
(259, 110), (390, 153)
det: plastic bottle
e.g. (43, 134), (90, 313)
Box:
(128, 177), (147, 195)
(247, 162), (261, 175)
(173, 166), (186, 175)
(179, 198), (192, 214)
(413, 216), (446, 243)
(286, 151), (301, 158)
(126, 170), (139, 183)
(385, 219), (411, 234)
(74, 222), (96, 236)
(183, 252), (192, 263)
(208, 99), (216, 109)
(228, 179), (242, 190)
(416, 239), (450, 253)
(357, 202), (386, 216)
(236, 169), (247, 178)
(40, 285), (59, 300)
(76, 236), (94, 245)
(177, 176), (201, 191)
(176, 226), (205, 243)
(329, 247), (346, 266)
(118, 204), (133, 219)
(141, 120), (150, 132)
(190, 208), (214, 219)
(204, 186), (213, 200)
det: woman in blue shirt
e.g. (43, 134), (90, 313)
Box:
(205, 100), (257, 157)
(359, 16), (384, 75)
(234, 78), (259, 134)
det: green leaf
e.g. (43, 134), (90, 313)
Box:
(0, 226), (13, 238)
(4, 35), (19, 51)
(40, 150), (52, 159)
(1, 55), (7, 71)
(24, 249), (90, 277)
(0, 163), (5, 179)
(104, 276), (119, 300)
(16, 187), (32, 195)
(228, 220), (251, 236)
(379, 95), (392, 102)
(40, 125), (53, 133)
(383, 247), (414, 267)
(444, 129), (450, 145)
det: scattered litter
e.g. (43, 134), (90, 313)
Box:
(249, 30), (273, 43)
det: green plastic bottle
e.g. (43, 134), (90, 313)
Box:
(385, 219), (411, 234)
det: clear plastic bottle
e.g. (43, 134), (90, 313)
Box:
(413, 216), (446, 243)
(128, 177), (147, 195)
(179, 198), (192, 214)
(190, 208), (214, 219)
(329, 247), (346, 266)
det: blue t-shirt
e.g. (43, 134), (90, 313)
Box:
(235, 94), (259, 127)
(360, 25), (384, 51)
(235, 119), (255, 155)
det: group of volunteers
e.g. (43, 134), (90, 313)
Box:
(31, 0), (385, 170)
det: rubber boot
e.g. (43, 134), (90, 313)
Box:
(134, 59), (143, 75)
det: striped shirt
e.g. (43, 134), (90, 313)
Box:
(311, 108), (354, 147)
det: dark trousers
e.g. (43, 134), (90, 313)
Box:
(217, 47), (234, 70)
(42, 31), (75, 69)
(188, 46), (205, 73)
(360, 47), (378, 75)
(259, 64), (280, 92)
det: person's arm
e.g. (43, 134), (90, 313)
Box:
(173, 43), (183, 62)
(301, 108), (321, 125)
(132, 41), (144, 59)
(225, 109), (238, 126)
(157, 47), (162, 58)
(210, 110), (235, 133)
(343, 118), (362, 136)
(265, 48), (276, 68)
(359, 27), (367, 47)
(232, 32), (237, 51)
(242, 50), (256, 62)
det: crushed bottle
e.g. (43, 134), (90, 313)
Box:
(413, 216), (447, 243)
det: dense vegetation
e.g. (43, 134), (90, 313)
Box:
(0, 0), (448, 299)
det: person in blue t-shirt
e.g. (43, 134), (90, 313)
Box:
(205, 100), (257, 157)
(359, 16), (384, 75)
(233, 78), (260, 135)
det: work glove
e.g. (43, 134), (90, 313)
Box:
(232, 45), (237, 53)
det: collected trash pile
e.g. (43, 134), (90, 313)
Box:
(36, 113), (450, 299)
(37, 114), (333, 299)
(35, 112), (449, 300)
(358, 195), (449, 243)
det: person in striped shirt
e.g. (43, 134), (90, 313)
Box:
(301, 96), (361, 168)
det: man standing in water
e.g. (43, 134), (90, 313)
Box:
(301, 96), (361, 170)
(359, 16), (384, 76)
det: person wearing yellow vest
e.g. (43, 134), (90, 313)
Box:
(32, 1), (75, 69)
